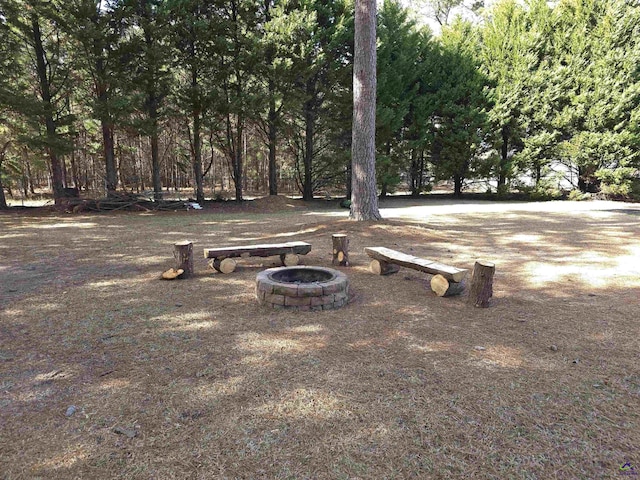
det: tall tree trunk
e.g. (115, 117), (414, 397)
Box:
(350, 0), (381, 221)
(497, 124), (509, 192)
(102, 120), (117, 196)
(0, 144), (8, 208)
(91, 10), (118, 197)
(0, 176), (7, 209)
(31, 14), (64, 204)
(150, 110), (162, 201)
(303, 95), (314, 201)
(264, 0), (278, 197)
(410, 148), (419, 197)
(192, 111), (204, 204)
(454, 174), (463, 197)
(268, 93), (278, 196)
(234, 114), (244, 201)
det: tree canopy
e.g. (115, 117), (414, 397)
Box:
(1, 0), (638, 207)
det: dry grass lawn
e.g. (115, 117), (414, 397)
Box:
(1, 196), (639, 479)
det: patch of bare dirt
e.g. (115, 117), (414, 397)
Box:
(1, 198), (639, 479)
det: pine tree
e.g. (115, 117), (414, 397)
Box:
(432, 19), (491, 196)
(0, 0), (75, 204)
(350, 0), (381, 220)
(67, 0), (127, 197)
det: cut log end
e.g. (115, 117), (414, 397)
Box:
(431, 274), (466, 297)
(332, 234), (350, 267)
(162, 268), (184, 280)
(281, 253), (300, 266)
(370, 259), (400, 275)
(213, 258), (237, 274)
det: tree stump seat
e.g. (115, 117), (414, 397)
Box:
(204, 241), (312, 274)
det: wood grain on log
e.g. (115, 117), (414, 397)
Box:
(430, 274), (466, 297)
(162, 268), (184, 280)
(281, 253), (299, 266)
(370, 259), (400, 275)
(468, 261), (495, 307)
(174, 241), (194, 278)
(213, 258), (237, 274)
(364, 247), (467, 282)
(332, 234), (350, 266)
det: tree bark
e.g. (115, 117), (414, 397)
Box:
(497, 124), (509, 192)
(192, 107), (205, 204)
(303, 92), (315, 201)
(94, 36), (118, 197)
(234, 114), (244, 201)
(468, 261), (495, 308)
(0, 142), (9, 208)
(0, 179), (7, 209)
(268, 93), (278, 196)
(453, 174), (463, 197)
(151, 122), (162, 201)
(174, 241), (194, 278)
(31, 14), (64, 204)
(332, 234), (350, 266)
(350, 0), (381, 221)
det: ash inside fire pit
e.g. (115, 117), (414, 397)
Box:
(256, 266), (349, 311)
(269, 267), (334, 284)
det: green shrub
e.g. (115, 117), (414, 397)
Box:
(568, 189), (592, 201)
(595, 168), (640, 199)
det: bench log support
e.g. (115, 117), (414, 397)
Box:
(431, 274), (466, 297)
(364, 247), (468, 283)
(369, 259), (400, 275)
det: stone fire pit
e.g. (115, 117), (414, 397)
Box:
(256, 266), (349, 311)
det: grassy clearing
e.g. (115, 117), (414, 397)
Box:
(1, 197), (639, 479)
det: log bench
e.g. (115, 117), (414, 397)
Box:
(204, 241), (312, 273)
(364, 246), (468, 296)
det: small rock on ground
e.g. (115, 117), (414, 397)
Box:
(113, 426), (137, 438)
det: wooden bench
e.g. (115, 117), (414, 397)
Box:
(365, 247), (468, 296)
(204, 241), (312, 273)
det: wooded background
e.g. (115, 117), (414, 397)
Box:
(1, 0), (638, 207)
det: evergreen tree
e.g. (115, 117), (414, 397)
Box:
(119, 0), (173, 200)
(294, 0), (353, 201)
(209, 0), (261, 202)
(432, 19), (490, 196)
(376, 0), (421, 197)
(0, 0), (75, 203)
(479, 0), (528, 193)
(67, 0), (128, 197)
(168, 0), (221, 204)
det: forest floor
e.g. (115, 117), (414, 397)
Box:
(1, 196), (639, 479)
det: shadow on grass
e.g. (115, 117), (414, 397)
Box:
(1, 204), (639, 478)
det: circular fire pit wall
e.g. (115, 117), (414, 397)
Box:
(256, 266), (349, 311)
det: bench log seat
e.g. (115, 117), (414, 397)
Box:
(204, 241), (312, 273)
(364, 246), (468, 283)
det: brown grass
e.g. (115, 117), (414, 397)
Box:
(1, 197), (639, 479)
